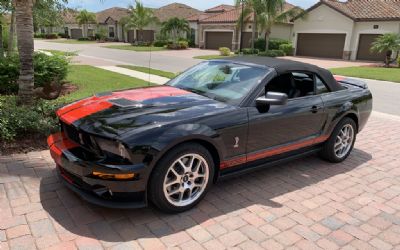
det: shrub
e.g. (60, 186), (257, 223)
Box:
(0, 52), (69, 94)
(255, 38), (266, 51)
(397, 56), (400, 68)
(279, 43), (294, 56)
(167, 41), (188, 50)
(0, 96), (63, 141)
(58, 33), (69, 39)
(78, 37), (90, 41)
(34, 33), (45, 39)
(258, 50), (285, 57)
(219, 47), (231, 56)
(154, 40), (169, 47)
(242, 48), (259, 55)
(44, 33), (59, 39)
(269, 38), (290, 50)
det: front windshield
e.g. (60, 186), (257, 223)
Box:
(167, 61), (269, 105)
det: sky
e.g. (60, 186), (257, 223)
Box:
(66, 0), (319, 12)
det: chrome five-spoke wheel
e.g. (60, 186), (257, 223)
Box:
(334, 124), (354, 158)
(163, 154), (209, 207)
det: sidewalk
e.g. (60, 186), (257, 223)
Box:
(96, 66), (170, 85)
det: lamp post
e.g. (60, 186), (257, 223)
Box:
(239, 0), (244, 54)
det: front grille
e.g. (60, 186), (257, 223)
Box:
(61, 122), (104, 157)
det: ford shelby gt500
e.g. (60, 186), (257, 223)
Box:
(48, 57), (372, 213)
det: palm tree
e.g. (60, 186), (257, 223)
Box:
(0, 18), (3, 59)
(236, 0), (262, 50)
(125, 0), (158, 42)
(15, 0), (35, 104)
(75, 10), (96, 38)
(371, 33), (400, 67)
(160, 17), (190, 42)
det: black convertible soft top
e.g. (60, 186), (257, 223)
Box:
(224, 56), (344, 91)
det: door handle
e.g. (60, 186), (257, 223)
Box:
(310, 106), (321, 113)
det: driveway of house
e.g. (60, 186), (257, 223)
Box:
(282, 56), (373, 69)
(1, 112), (400, 250)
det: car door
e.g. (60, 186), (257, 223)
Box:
(246, 71), (328, 166)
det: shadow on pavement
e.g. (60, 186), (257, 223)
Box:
(31, 148), (373, 243)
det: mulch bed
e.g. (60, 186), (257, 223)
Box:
(0, 134), (48, 155)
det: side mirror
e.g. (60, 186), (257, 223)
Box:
(256, 91), (288, 106)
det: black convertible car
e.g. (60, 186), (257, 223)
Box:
(48, 57), (372, 212)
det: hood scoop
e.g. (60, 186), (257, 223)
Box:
(108, 98), (144, 108)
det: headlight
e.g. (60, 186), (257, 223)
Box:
(95, 138), (132, 161)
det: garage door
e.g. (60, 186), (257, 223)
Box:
(357, 34), (386, 61)
(127, 30), (135, 43)
(70, 29), (83, 39)
(297, 33), (346, 59)
(136, 30), (154, 42)
(205, 32), (233, 50)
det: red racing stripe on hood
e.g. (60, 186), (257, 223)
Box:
(57, 86), (189, 125)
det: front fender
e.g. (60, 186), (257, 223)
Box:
(148, 123), (225, 168)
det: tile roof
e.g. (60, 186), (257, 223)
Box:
(96, 7), (130, 23)
(199, 2), (297, 24)
(312, 0), (400, 21)
(154, 3), (202, 22)
(205, 5), (236, 13)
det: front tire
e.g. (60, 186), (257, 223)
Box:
(320, 117), (357, 163)
(149, 143), (215, 213)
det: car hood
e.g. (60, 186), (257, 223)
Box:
(57, 86), (234, 139)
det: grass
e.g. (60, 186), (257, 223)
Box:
(193, 55), (234, 60)
(117, 65), (176, 79)
(64, 65), (152, 101)
(330, 66), (400, 83)
(49, 39), (98, 44)
(104, 45), (167, 52)
(41, 50), (78, 57)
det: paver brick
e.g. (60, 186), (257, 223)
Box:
(6, 225), (31, 239)
(218, 230), (247, 247)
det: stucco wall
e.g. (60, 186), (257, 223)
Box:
(270, 23), (293, 40)
(293, 4), (354, 58)
(350, 21), (400, 60)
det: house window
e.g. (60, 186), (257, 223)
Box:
(64, 27), (68, 36)
(109, 27), (115, 38)
(40, 28), (45, 34)
(373, 25), (379, 29)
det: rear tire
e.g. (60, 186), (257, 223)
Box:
(149, 143), (215, 213)
(320, 117), (357, 163)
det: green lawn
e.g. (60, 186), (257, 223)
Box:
(64, 65), (152, 101)
(41, 50), (78, 57)
(117, 65), (176, 79)
(49, 39), (98, 44)
(103, 45), (167, 52)
(330, 67), (400, 83)
(193, 55), (234, 60)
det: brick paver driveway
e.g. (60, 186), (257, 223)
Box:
(1, 113), (400, 250)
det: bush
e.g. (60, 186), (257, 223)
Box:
(397, 56), (400, 68)
(279, 43), (294, 56)
(0, 96), (63, 141)
(242, 48), (259, 55)
(44, 33), (59, 39)
(166, 41), (188, 50)
(269, 38), (290, 50)
(78, 37), (90, 41)
(255, 38), (266, 51)
(0, 52), (69, 94)
(34, 33), (45, 39)
(219, 47), (231, 56)
(58, 33), (69, 39)
(258, 50), (285, 57)
(153, 40), (169, 47)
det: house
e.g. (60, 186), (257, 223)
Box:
(126, 3), (202, 43)
(188, 3), (297, 51)
(293, 0), (400, 61)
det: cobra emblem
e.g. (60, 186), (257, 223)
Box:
(234, 137), (240, 148)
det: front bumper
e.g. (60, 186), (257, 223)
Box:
(48, 132), (148, 209)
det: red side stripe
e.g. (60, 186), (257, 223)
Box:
(220, 135), (329, 169)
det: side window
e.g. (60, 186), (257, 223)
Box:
(265, 72), (314, 99)
(316, 76), (330, 94)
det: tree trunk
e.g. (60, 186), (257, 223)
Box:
(16, 0), (35, 105)
(264, 31), (271, 52)
(0, 24), (4, 59)
(385, 50), (392, 67)
(7, 10), (16, 57)
(251, 12), (256, 50)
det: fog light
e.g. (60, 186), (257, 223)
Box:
(92, 172), (135, 180)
